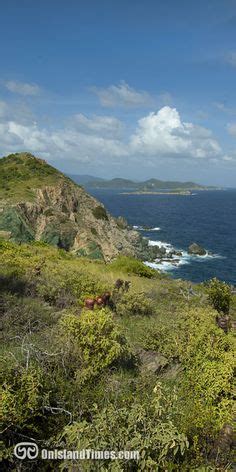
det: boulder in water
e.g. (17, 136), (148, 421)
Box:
(188, 243), (206, 256)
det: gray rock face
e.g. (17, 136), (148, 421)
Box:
(188, 242), (206, 256)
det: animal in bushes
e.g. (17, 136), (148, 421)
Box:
(96, 296), (104, 307)
(101, 291), (111, 305)
(84, 292), (112, 310)
(84, 298), (95, 310)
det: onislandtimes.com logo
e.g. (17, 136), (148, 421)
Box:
(14, 443), (39, 460)
(14, 442), (140, 461)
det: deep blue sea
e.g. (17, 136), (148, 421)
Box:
(87, 188), (236, 285)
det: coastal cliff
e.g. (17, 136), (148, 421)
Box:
(0, 152), (153, 261)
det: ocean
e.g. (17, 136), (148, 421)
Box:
(87, 188), (236, 285)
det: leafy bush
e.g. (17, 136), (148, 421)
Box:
(110, 256), (157, 278)
(59, 383), (188, 471)
(206, 278), (231, 314)
(92, 205), (108, 220)
(143, 324), (179, 360)
(116, 291), (155, 317)
(59, 309), (128, 382)
(173, 308), (234, 456)
(1, 365), (44, 430)
(143, 306), (235, 434)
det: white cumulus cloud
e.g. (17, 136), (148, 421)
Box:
(0, 105), (227, 167)
(0, 119), (128, 164)
(130, 107), (221, 159)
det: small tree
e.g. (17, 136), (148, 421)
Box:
(206, 278), (231, 315)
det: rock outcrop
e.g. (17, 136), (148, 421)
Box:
(188, 242), (206, 256)
(0, 153), (154, 261)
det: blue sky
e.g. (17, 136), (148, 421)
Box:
(0, 0), (236, 185)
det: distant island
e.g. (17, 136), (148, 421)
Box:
(122, 190), (192, 195)
(69, 175), (219, 192)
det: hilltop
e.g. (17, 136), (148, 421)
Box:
(0, 153), (155, 261)
(70, 175), (216, 191)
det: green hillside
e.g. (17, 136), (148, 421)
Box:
(0, 239), (235, 470)
(0, 152), (71, 202)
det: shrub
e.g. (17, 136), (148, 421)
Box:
(142, 324), (179, 360)
(59, 383), (188, 471)
(59, 309), (128, 382)
(206, 278), (231, 315)
(1, 365), (43, 430)
(110, 256), (157, 278)
(92, 205), (108, 220)
(116, 291), (155, 317)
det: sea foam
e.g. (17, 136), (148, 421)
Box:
(145, 239), (222, 273)
(133, 225), (161, 231)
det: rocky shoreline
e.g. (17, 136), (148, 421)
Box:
(143, 239), (216, 272)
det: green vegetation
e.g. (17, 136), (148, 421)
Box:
(92, 204), (109, 220)
(0, 240), (235, 470)
(109, 255), (158, 278)
(0, 152), (69, 202)
(116, 291), (155, 317)
(206, 277), (232, 315)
